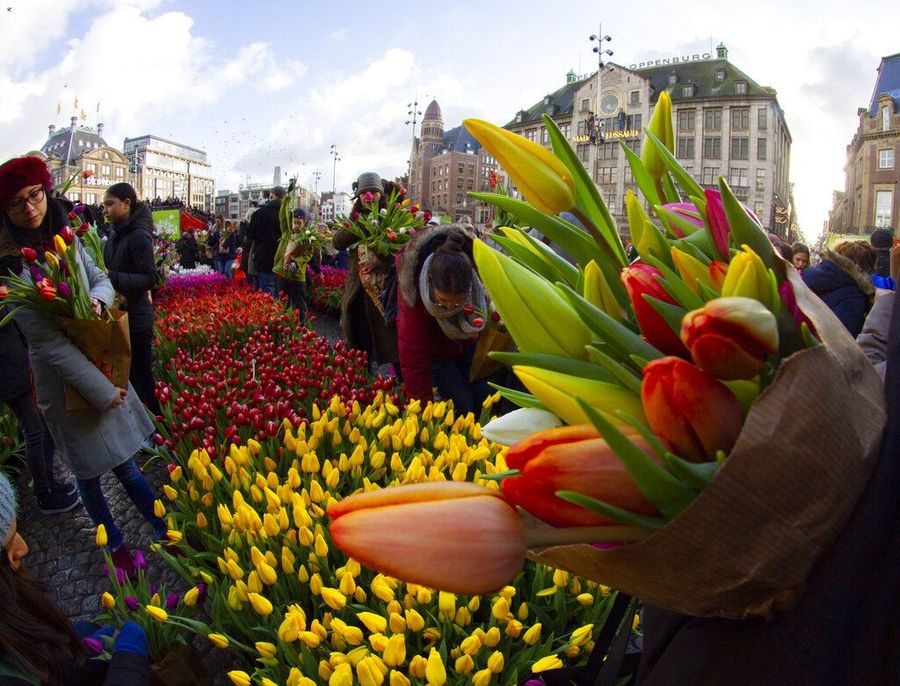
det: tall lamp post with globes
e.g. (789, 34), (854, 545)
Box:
(589, 28), (614, 146)
(406, 96), (422, 179)
(330, 144), (341, 220)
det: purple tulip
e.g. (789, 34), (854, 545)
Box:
(59, 259), (69, 276)
(133, 550), (147, 570)
(83, 637), (105, 655)
(124, 596), (139, 611)
(165, 592), (180, 611)
(29, 265), (44, 282)
(72, 203), (85, 214)
(114, 568), (127, 585)
(150, 583), (157, 595)
(57, 282), (71, 298)
(196, 582), (208, 604)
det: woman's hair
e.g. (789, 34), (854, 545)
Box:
(105, 182), (139, 210)
(0, 557), (86, 682)
(791, 243), (809, 257)
(775, 242), (794, 261)
(430, 233), (473, 294)
(834, 240), (876, 274)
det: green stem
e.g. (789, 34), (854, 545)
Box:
(525, 524), (652, 548)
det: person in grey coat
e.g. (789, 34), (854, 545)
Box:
(0, 156), (166, 576)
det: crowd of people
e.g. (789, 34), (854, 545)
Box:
(0, 151), (898, 682)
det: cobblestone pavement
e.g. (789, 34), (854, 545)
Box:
(12, 311), (345, 683)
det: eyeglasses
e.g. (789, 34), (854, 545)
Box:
(7, 188), (45, 215)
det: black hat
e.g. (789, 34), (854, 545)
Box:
(271, 186), (286, 198)
(870, 228), (894, 249)
(356, 172), (384, 195)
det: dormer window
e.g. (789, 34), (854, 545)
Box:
(715, 68), (726, 81)
(516, 112), (524, 123)
(884, 106), (892, 132)
(735, 80), (747, 95)
(668, 73), (677, 87)
(683, 84), (695, 97)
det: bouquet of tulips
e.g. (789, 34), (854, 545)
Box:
(337, 187), (424, 257)
(330, 96), (885, 619)
(68, 203), (106, 271)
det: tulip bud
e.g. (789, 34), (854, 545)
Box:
(626, 190), (671, 267)
(721, 245), (774, 309)
(642, 91), (674, 180)
(57, 282), (71, 299)
(124, 596), (139, 611)
(101, 592), (116, 610)
(59, 226), (75, 245)
(671, 247), (713, 295)
(681, 297), (778, 380)
(641, 357), (743, 462)
(502, 424), (660, 527)
(620, 264), (689, 357)
(463, 118), (575, 214)
(21, 247), (37, 262)
(95, 524), (107, 547)
(704, 189), (731, 261)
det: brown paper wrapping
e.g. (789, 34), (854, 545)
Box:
(357, 245), (388, 317)
(526, 271), (885, 619)
(60, 309), (132, 413)
(469, 328), (514, 382)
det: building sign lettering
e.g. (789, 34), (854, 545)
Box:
(629, 53), (711, 70)
(572, 129), (640, 144)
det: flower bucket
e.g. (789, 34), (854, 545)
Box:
(526, 272), (885, 619)
(59, 308), (132, 413)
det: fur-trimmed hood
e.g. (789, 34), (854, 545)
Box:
(398, 223), (476, 306)
(805, 249), (875, 302)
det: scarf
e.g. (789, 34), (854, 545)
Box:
(418, 253), (488, 340)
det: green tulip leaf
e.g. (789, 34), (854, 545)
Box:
(643, 129), (705, 199)
(653, 205), (702, 237)
(555, 491), (667, 529)
(621, 143), (662, 209)
(643, 295), (688, 339)
(696, 281), (721, 302)
(575, 399), (697, 519)
(585, 346), (642, 395)
(661, 172), (681, 204)
(490, 234), (561, 284)
(718, 177), (776, 268)
(642, 256), (705, 312)
(489, 351), (615, 383)
(661, 452), (721, 491)
(487, 383), (548, 411)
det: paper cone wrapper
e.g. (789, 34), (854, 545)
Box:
(60, 309), (132, 413)
(526, 271), (885, 619)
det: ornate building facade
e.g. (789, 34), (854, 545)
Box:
(505, 44), (796, 241)
(123, 135), (215, 212)
(408, 100), (499, 225)
(829, 52), (900, 236)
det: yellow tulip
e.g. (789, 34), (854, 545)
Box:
(327, 482), (526, 595)
(472, 669), (492, 686)
(491, 597), (510, 621)
(438, 591), (456, 618)
(576, 593), (594, 606)
(487, 651), (505, 673)
(408, 656), (428, 679)
(256, 641), (277, 658)
(53, 234), (67, 254)
(531, 655), (564, 673)
(523, 623), (542, 646)
(389, 671), (409, 686)
(721, 245), (774, 308)
(383, 634), (407, 667)
(483, 627), (501, 648)
(671, 246), (716, 294)
(571, 623), (594, 646)
(321, 587), (347, 610)
(425, 648), (447, 686)
(258, 562), (278, 586)
(626, 190), (670, 265)
(100, 592), (115, 610)
(405, 609), (425, 632)
(357, 657), (385, 686)
(248, 592), (273, 616)
(357, 611), (388, 634)
(642, 91), (674, 180)
(513, 365), (644, 426)
(330, 663), (353, 686)
(473, 241), (592, 360)
(583, 260), (625, 320)
(455, 654), (475, 675)
(183, 586), (200, 607)
(95, 524), (107, 548)
(144, 605), (168, 622)
(463, 118), (574, 214)
(227, 671), (252, 686)
(208, 633), (229, 649)
(44, 251), (59, 268)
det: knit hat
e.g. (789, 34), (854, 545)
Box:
(870, 228), (894, 250)
(0, 156), (52, 211)
(293, 208), (308, 220)
(0, 472), (16, 545)
(270, 186), (286, 199)
(356, 172), (384, 195)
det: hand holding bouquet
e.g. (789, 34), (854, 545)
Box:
(337, 186), (424, 257)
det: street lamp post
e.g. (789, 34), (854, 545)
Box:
(330, 144), (341, 221)
(405, 96), (422, 179)
(589, 28), (614, 145)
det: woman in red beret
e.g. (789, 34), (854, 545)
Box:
(0, 156), (166, 577)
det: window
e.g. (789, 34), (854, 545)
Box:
(458, 163), (464, 174)
(630, 90), (641, 105)
(730, 108), (750, 130)
(624, 166), (634, 184)
(115, 167), (124, 177)
(456, 178), (463, 189)
(668, 73), (677, 87)
(701, 166), (720, 186)
(756, 168), (766, 190)
(883, 107), (891, 132)
(678, 110), (696, 131)
(683, 84), (695, 97)
(85, 162), (97, 172)
(703, 137), (721, 159)
(754, 201), (765, 220)
(467, 164), (475, 174)
(735, 81), (747, 95)
(625, 139), (641, 154)
(85, 193), (96, 204)
(758, 108), (768, 130)
(560, 124), (571, 139)
(731, 137), (749, 160)
(456, 193), (463, 204)
(879, 149), (894, 169)
(757, 138), (767, 160)
(715, 68), (725, 81)
(541, 127), (549, 145)
(577, 121), (586, 136)
(577, 144), (590, 163)
(101, 164), (111, 175)
(676, 137), (695, 159)
(524, 129), (536, 142)
(597, 143), (618, 160)
(597, 166), (617, 185)
(876, 190), (893, 227)
(581, 98), (590, 112)
(704, 109), (722, 131)
(626, 114), (642, 131)
(729, 167), (748, 187)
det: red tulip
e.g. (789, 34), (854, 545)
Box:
(36, 279), (56, 301)
(329, 482), (525, 594)
(399, 187), (407, 196)
(620, 264), (688, 357)
(681, 297), (778, 380)
(709, 261), (728, 292)
(472, 317), (485, 327)
(462, 304), (475, 315)
(82, 169), (94, 179)
(0, 285), (7, 299)
(21, 247), (37, 262)
(59, 226), (75, 245)
(641, 357), (743, 462)
(502, 424), (660, 527)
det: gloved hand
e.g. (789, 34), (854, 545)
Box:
(113, 620), (148, 658)
(286, 262), (299, 273)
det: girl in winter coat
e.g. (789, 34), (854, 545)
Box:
(395, 225), (491, 414)
(0, 473), (150, 685)
(0, 157), (166, 576)
(802, 241), (875, 337)
(102, 183), (160, 415)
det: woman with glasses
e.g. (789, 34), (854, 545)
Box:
(395, 223), (491, 414)
(0, 156), (166, 578)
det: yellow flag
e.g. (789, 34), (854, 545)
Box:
(80, 109), (86, 121)
(73, 96), (78, 109)
(56, 102), (61, 114)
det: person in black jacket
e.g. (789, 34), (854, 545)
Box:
(244, 187), (285, 297)
(0, 473), (150, 685)
(102, 183), (160, 416)
(173, 227), (198, 269)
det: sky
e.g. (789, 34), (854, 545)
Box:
(0, 0), (897, 242)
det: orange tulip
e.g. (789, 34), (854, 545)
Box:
(681, 297), (778, 380)
(502, 425), (660, 527)
(328, 482), (525, 595)
(641, 357), (743, 462)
